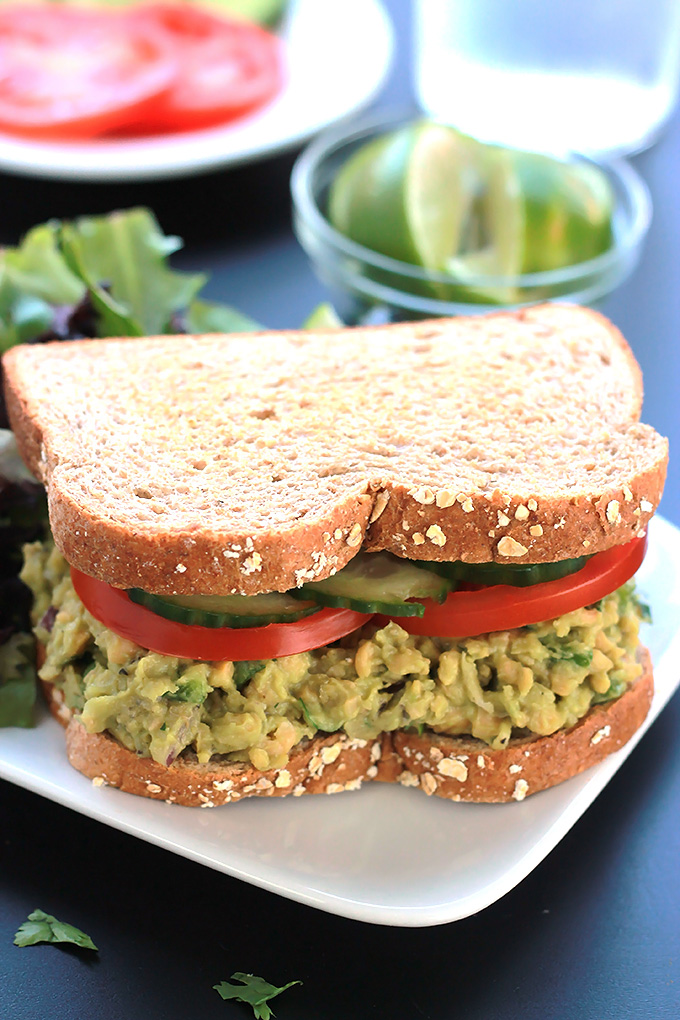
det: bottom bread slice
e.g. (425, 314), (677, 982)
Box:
(41, 648), (653, 806)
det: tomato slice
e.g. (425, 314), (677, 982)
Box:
(0, 5), (175, 140)
(376, 537), (647, 639)
(71, 568), (372, 662)
(127, 3), (283, 133)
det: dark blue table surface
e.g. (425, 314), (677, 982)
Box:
(0, 3), (678, 1018)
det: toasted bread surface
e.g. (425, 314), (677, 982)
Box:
(42, 648), (653, 805)
(4, 305), (667, 594)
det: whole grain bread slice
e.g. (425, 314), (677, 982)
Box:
(42, 648), (653, 806)
(3, 305), (667, 595)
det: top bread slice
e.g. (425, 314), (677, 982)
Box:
(2, 304), (668, 596)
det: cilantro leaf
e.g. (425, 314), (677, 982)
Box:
(165, 673), (210, 704)
(213, 972), (301, 1019)
(13, 914), (53, 947)
(14, 910), (98, 951)
(232, 660), (266, 690)
(591, 675), (628, 705)
(298, 697), (319, 730)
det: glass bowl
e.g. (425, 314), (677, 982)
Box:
(291, 111), (652, 323)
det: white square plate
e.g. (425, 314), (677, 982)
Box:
(1, 515), (678, 927)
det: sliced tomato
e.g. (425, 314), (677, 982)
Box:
(376, 537), (647, 639)
(126, 3), (283, 133)
(0, 5), (175, 140)
(71, 568), (372, 662)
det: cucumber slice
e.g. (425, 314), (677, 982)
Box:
(417, 555), (589, 588)
(127, 589), (320, 629)
(291, 552), (451, 617)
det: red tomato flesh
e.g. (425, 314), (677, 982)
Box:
(376, 537), (647, 639)
(126, 3), (283, 132)
(0, 5), (175, 139)
(71, 538), (646, 660)
(71, 568), (372, 662)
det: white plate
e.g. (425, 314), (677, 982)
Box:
(1, 515), (679, 927)
(0, 0), (394, 182)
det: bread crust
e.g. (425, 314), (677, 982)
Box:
(3, 306), (667, 595)
(40, 648), (653, 806)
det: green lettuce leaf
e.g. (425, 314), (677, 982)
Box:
(14, 909), (98, 951)
(0, 635), (37, 727)
(301, 302), (342, 329)
(0, 222), (85, 352)
(214, 973), (301, 1020)
(2, 223), (84, 306)
(186, 298), (262, 334)
(59, 208), (206, 336)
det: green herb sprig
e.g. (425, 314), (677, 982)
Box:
(14, 909), (98, 951)
(214, 972), (301, 1019)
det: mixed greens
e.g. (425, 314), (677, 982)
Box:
(0, 433), (48, 726)
(0, 207), (258, 404)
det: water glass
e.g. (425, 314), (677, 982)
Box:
(414, 0), (680, 158)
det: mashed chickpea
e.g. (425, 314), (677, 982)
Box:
(23, 540), (646, 771)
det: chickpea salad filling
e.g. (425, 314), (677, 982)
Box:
(22, 540), (649, 772)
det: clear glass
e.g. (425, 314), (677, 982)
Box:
(414, 0), (680, 159)
(290, 112), (652, 325)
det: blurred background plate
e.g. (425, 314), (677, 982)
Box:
(0, 0), (394, 182)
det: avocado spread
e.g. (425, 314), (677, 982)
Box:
(22, 540), (646, 771)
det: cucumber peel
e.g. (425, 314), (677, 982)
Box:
(127, 589), (320, 629)
(291, 552), (451, 618)
(417, 555), (590, 588)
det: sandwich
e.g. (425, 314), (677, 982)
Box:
(2, 305), (668, 805)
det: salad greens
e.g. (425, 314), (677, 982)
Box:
(59, 211), (205, 337)
(214, 972), (302, 1019)
(300, 301), (342, 329)
(14, 909), (98, 951)
(0, 431), (48, 727)
(0, 634), (37, 728)
(0, 207), (259, 366)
